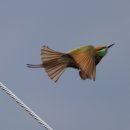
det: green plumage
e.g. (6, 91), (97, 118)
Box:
(96, 48), (108, 57)
(68, 45), (94, 55)
(95, 48), (109, 65)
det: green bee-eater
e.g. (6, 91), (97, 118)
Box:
(27, 44), (114, 82)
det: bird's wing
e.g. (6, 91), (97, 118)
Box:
(71, 48), (96, 80)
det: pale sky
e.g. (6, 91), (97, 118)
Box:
(0, 0), (130, 130)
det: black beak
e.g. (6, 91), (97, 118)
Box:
(107, 43), (115, 48)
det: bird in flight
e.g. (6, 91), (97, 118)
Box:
(27, 44), (114, 82)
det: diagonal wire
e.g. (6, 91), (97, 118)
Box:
(0, 82), (53, 130)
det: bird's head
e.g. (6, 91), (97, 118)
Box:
(95, 43), (115, 60)
(94, 43), (115, 65)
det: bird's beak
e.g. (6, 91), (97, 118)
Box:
(107, 43), (115, 48)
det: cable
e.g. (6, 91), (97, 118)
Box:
(0, 82), (53, 130)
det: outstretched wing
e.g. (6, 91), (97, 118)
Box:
(70, 46), (96, 80)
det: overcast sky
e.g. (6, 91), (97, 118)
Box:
(0, 0), (130, 130)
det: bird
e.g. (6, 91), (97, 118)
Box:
(27, 44), (114, 82)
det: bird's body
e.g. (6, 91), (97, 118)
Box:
(27, 44), (114, 82)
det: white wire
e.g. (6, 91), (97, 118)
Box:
(0, 82), (53, 130)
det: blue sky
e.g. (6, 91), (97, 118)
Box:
(0, 0), (130, 130)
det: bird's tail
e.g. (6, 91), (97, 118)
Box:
(27, 46), (69, 82)
(27, 64), (42, 68)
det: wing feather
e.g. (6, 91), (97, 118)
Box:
(71, 48), (96, 80)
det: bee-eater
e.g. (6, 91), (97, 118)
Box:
(27, 44), (114, 82)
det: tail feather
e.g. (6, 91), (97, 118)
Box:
(41, 46), (64, 61)
(41, 46), (68, 82)
(27, 64), (42, 68)
(45, 64), (67, 82)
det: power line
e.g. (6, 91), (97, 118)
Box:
(0, 82), (53, 130)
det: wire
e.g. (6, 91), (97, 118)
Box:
(0, 82), (53, 130)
